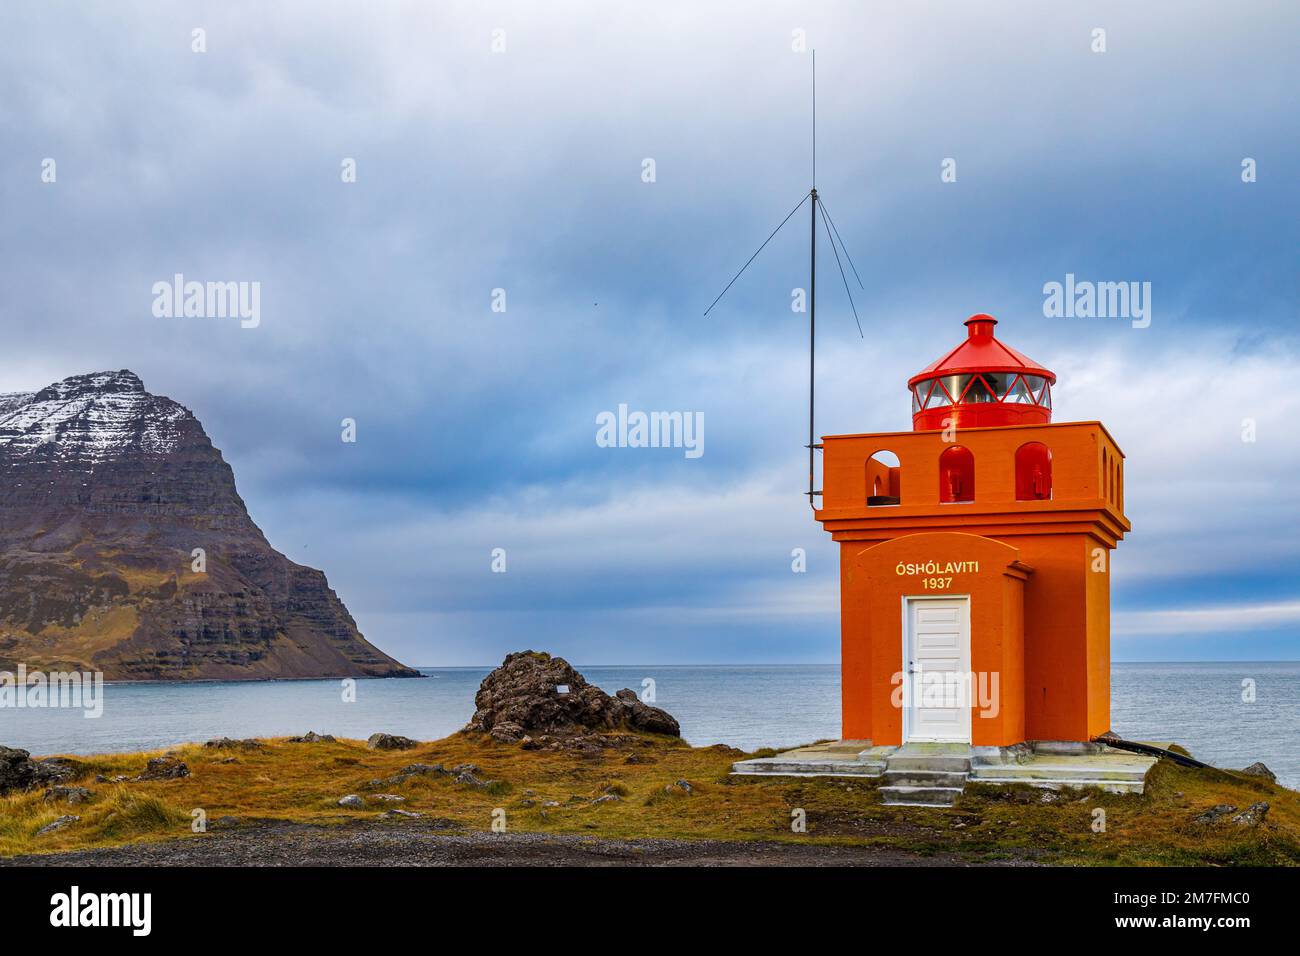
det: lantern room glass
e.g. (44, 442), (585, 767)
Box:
(981, 372), (1016, 398)
(921, 380), (951, 408)
(1005, 375), (1036, 404)
(939, 375), (971, 406)
(962, 375), (997, 403)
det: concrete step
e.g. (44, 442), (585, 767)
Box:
(969, 764), (1149, 783)
(1030, 740), (1109, 756)
(885, 755), (972, 773)
(970, 775), (1146, 794)
(730, 758), (885, 778)
(880, 785), (964, 807)
(882, 769), (969, 789)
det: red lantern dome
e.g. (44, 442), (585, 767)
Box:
(908, 314), (1056, 431)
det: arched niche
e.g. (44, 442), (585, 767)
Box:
(1016, 441), (1052, 501)
(938, 445), (975, 503)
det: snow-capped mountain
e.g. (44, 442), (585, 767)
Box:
(0, 370), (417, 681)
(0, 370), (189, 461)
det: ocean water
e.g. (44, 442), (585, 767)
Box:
(2, 662), (1295, 789)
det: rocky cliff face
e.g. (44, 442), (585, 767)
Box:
(0, 370), (418, 680)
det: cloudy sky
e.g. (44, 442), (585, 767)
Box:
(2, 2), (1297, 665)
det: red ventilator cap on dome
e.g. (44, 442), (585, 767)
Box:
(909, 314), (1056, 431)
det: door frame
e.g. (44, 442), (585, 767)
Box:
(900, 594), (972, 744)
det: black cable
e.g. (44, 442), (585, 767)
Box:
(818, 200), (863, 337)
(703, 191), (812, 316)
(818, 196), (864, 290)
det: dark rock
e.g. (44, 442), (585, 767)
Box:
(455, 771), (491, 789)
(613, 689), (681, 736)
(288, 731), (335, 744)
(135, 757), (189, 781)
(1194, 804), (1236, 824)
(43, 786), (92, 805)
(373, 763), (450, 788)
(464, 651), (680, 738)
(1239, 762), (1276, 783)
(36, 814), (79, 835)
(674, 779), (693, 794)
(1231, 802), (1269, 826)
(490, 721), (526, 744)
(31, 757), (84, 787)
(0, 746), (84, 795)
(396, 762), (447, 777)
(366, 733), (418, 751)
(0, 745), (37, 794)
(203, 737), (264, 752)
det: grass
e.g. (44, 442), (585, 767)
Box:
(2, 733), (1296, 865)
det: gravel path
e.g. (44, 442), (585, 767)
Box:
(2, 818), (1035, 867)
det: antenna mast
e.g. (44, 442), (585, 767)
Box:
(702, 48), (864, 510)
(807, 51), (818, 509)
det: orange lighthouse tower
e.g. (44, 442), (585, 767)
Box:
(816, 314), (1130, 747)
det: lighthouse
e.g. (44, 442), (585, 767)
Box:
(817, 314), (1130, 748)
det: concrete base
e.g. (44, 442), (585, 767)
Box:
(730, 742), (894, 778)
(731, 739), (1159, 799)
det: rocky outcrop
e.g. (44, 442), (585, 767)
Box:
(44, 786), (92, 804)
(368, 763), (463, 788)
(465, 651), (680, 739)
(0, 370), (417, 681)
(204, 737), (264, 752)
(288, 731), (336, 743)
(367, 733), (418, 751)
(135, 757), (189, 781)
(0, 745), (83, 795)
(36, 815), (79, 836)
(1194, 801), (1271, 827)
(1239, 762), (1277, 783)
(1232, 802), (1270, 826)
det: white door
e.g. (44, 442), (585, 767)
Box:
(903, 596), (971, 743)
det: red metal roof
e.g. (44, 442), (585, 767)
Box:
(907, 314), (1056, 389)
